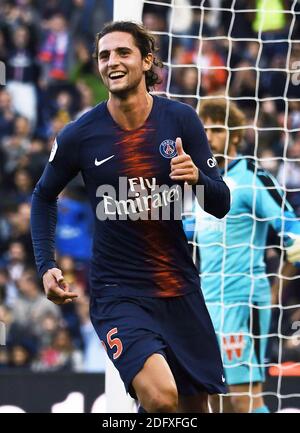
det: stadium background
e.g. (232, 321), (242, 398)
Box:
(0, 0), (300, 412)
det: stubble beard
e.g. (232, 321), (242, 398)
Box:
(108, 75), (144, 99)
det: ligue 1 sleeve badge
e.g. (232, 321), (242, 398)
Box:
(159, 139), (177, 159)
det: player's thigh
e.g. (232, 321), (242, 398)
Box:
(178, 392), (209, 413)
(132, 353), (178, 409)
(90, 295), (167, 399)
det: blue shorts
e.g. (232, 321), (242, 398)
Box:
(90, 290), (227, 398)
(207, 302), (271, 386)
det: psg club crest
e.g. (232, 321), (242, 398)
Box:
(159, 139), (177, 159)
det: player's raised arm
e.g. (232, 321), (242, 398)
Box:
(31, 123), (80, 304)
(173, 104), (230, 219)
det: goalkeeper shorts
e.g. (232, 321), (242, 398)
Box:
(207, 302), (271, 386)
(90, 290), (227, 398)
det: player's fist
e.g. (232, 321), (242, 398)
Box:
(42, 268), (78, 305)
(170, 137), (199, 185)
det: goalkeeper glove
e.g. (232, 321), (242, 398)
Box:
(284, 233), (300, 267)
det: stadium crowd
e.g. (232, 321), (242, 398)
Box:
(0, 0), (300, 373)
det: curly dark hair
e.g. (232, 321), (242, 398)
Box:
(93, 21), (163, 91)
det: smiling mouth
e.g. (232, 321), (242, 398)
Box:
(108, 72), (126, 80)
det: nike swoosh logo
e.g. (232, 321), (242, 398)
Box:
(95, 155), (115, 166)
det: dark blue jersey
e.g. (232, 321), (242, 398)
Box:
(31, 95), (230, 297)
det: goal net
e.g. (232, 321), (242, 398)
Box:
(113, 0), (300, 413)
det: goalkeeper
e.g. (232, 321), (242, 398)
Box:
(192, 99), (300, 413)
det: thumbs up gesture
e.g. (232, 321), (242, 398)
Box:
(170, 137), (199, 185)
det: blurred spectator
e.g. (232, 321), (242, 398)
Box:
(229, 60), (257, 101)
(1, 115), (31, 177)
(0, 28), (8, 61)
(19, 137), (48, 184)
(57, 255), (87, 289)
(70, 0), (112, 42)
(38, 311), (61, 349)
(143, 6), (169, 62)
(38, 0), (72, 22)
(5, 241), (28, 282)
(0, 347), (9, 370)
(6, 25), (39, 127)
(176, 40), (227, 95)
(0, 203), (17, 258)
(12, 268), (61, 332)
(3, 0), (40, 29)
(70, 38), (108, 104)
(75, 293), (106, 372)
(49, 89), (75, 124)
(219, 0), (255, 39)
(256, 99), (282, 155)
(33, 328), (83, 371)
(170, 67), (199, 108)
(9, 202), (34, 264)
(38, 13), (70, 83)
(289, 101), (300, 130)
(0, 266), (18, 307)
(8, 343), (33, 369)
(259, 148), (280, 177)
(253, 0), (289, 60)
(277, 136), (300, 215)
(11, 168), (33, 203)
(0, 304), (38, 362)
(75, 82), (94, 118)
(0, 89), (16, 140)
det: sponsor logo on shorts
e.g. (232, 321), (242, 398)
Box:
(222, 335), (245, 361)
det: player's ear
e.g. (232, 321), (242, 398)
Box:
(235, 137), (240, 146)
(231, 134), (239, 146)
(143, 53), (153, 71)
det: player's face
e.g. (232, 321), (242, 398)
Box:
(97, 32), (152, 96)
(203, 117), (233, 161)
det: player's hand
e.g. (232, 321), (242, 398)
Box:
(286, 235), (300, 267)
(170, 137), (199, 185)
(42, 268), (78, 305)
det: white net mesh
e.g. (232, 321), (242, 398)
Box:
(139, 0), (300, 412)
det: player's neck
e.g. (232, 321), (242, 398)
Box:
(107, 90), (153, 131)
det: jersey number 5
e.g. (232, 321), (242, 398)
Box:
(106, 327), (123, 360)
